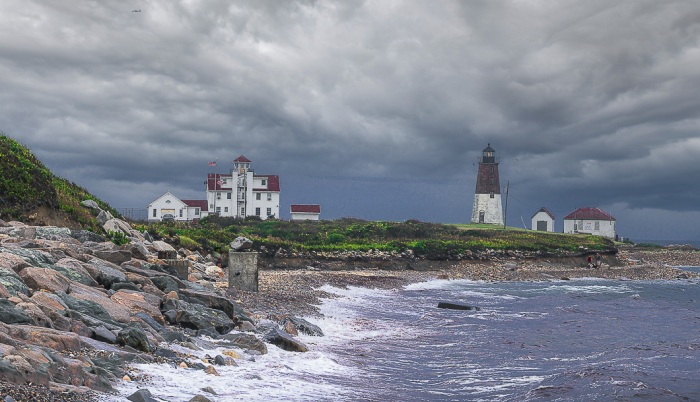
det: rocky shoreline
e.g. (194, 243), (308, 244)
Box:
(0, 212), (697, 401)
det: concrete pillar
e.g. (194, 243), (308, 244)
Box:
(228, 252), (259, 292)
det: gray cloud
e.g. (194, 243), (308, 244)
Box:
(1, 0), (699, 240)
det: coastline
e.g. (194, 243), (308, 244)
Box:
(235, 250), (699, 319)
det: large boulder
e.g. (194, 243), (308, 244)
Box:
(230, 237), (253, 251)
(0, 267), (30, 296)
(0, 247), (55, 267)
(93, 249), (133, 265)
(96, 209), (114, 225)
(116, 326), (154, 353)
(179, 288), (253, 324)
(279, 317), (324, 337)
(161, 298), (235, 335)
(84, 257), (128, 289)
(218, 333), (268, 355)
(34, 227), (74, 242)
(0, 251), (30, 273)
(263, 328), (309, 352)
(81, 200), (100, 210)
(110, 290), (163, 324)
(125, 242), (151, 261)
(0, 299), (34, 325)
(67, 282), (131, 323)
(70, 229), (106, 243)
(19, 266), (71, 293)
(54, 257), (99, 286)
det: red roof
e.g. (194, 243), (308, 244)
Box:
(532, 207), (555, 220)
(291, 204), (321, 213)
(182, 200), (208, 211)
(233, 155), (251, 163)
(253, 175), (280, 192)
(564, 207), (616, 221)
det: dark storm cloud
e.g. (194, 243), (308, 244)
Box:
(1, 0), (699, 239)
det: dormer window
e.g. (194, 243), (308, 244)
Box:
(261, 179), (267, 186)
(165, 200), (171, 204)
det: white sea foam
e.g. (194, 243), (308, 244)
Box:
(98, 285), (399, 401)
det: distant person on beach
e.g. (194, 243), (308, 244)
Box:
(587, 255), (593, 268)
(596, 253), (602, 268)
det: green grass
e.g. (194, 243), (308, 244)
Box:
(135, 216), (616, 260)
(0, 133), (118, 231)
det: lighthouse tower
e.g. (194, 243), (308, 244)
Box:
(471, 144), (504, 225)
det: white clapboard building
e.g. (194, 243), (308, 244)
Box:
(563, 207), (616, 239)
(206, 155), (280, 220)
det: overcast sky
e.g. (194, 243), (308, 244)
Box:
(2, 0), (700, 242)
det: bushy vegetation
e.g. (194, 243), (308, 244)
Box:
(0, 133), (118, 231)
(135, 216), (615, 259)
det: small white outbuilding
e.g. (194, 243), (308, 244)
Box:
(290, 204), (321, 221)
(531, 207), (555, 232)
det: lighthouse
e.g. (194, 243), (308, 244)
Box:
(471, 144), (504, 225)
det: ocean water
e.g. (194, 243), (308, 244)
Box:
(103, 276), (700, 401)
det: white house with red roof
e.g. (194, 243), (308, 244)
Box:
(290, 204), (321, 221)
(563, 207), (616, 239)
(206, 155), (280, 219)
(531, 207), (555, 232)
(147, 191), (207, 222)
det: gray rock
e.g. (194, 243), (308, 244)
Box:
(149, 276), (181, 295)
(161, 298), (235, 335)
(70, 230), (106, 243)
(85, 257), (128, 289)
(81, 200), (100, 210)
(436, 302), (481, 311)
(127, 388), (159, 402)
(214, 355), (238, 366)
(92, 325), (118, 344)
(0, 299), (33, 325)
(0, 267), (30, 297)
(179, 288), (253, 324)
(218, 333), (268, 355)
(96, 209), (114, 225)
(280, 317), (324, 337)
(230, 237), (253, 251)
(188, 396), (213, 402)
(126, 242), (151, 261)
(264, 328), (309, 352)
(93, 250), (132, 265)
(117, 326), (154, 352)
(35, 226), (72, 241)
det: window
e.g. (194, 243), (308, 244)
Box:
(490, 191), (494, 198)
(227, 192), (232, 199)
(256, 193), (261, 200)
(216, 207), (221, 213)
(267, 192), (272, 201)
(489, 178), (494, 184)
(224, 207), (229, 212)
(152, 209), (157, 217)
(195, 208), (200, 216)
(262, 179), (267, 186)
(266, 207), (272, 217)
(490, 166), (494, 174)
(179, 209), (183, 217)
(216, 193), (221, 199)
(255, 207), (261, 216)
(594, 221), (600, 231)
(241, 207), (245, 215)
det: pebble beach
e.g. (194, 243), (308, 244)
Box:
(235, 248), (700, 319)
